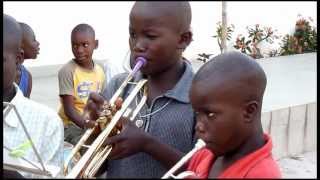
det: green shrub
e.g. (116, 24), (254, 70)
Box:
(280, 16), (317, 55)
(234, 24), (278, 59)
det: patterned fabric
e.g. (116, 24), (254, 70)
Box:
(18, 64), (29, 97)
(58, 59), (105, 126)
(102, 60), (196, 178)
(3, 84), (64, 178)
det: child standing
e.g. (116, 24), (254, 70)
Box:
(185, 52), (281, 178)
(15, 22), (40, 98)
(85, 2), (195, 178)
(58, 24), (105, 145)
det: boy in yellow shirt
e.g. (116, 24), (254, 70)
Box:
(58, 24), (105, 145)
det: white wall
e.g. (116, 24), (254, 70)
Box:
(4, 1), (317, 68)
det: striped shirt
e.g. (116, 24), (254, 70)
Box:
(102, 61), (196, 178)
(3, 84), (64, 178)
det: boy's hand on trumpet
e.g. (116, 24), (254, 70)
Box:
(102, 117), (152, 160)
(84, 92), (105, 122)
(83, 92), (123, 129)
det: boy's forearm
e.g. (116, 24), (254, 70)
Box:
(65, 107), (85, 128)
(143, 135), (184, 170)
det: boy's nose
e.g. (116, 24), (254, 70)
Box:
(76, 46), (85, 53)
(195, 121), (205, 134)
(133, 40), (146, 53)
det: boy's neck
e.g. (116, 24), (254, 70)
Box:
(74, 58), (94, 70)
(148, 59), (185, 92)
(144, 59), (185, 105)
(3, 85), (17, 105)
(209, 131), (264, 177)
(222, 131), (264, 163)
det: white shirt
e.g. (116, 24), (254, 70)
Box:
(3, 84), (64, 178)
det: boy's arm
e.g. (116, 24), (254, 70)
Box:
(143, 133), (188, 170)
(58, 63), (96, 129)
(144, 114), (201, 173)
(104, 119), (186, 170)
(60, 95), (86, 128)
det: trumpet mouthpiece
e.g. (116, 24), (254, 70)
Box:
(195, 139), (206, 149)
(132, 57), (147, 75)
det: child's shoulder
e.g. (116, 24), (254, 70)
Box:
(21, 96), (62, 125)
(245, 155), (281, 178)
(58, 60), (77, 75)
(93, 59), (104, 68)
(93, 60), (105, 72)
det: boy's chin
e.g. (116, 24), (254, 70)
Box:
(205, 144), (220, 155)
(74, 57), (90, 63)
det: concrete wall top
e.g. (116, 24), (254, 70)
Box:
(30, 53), (317, 113)
(192, 53), (317, 112)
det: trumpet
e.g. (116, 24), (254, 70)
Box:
(161, 139), (206, 179)
(64, 57), (148, 178)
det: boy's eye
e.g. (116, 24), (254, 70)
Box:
(83, 43), (89, 47)
(207, 112), (216, 120)
(146, 34), (158, 39)
(129, 32), (136, 38)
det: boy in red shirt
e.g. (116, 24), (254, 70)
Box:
(185, 51), (281, 178)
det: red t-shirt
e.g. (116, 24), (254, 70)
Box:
(187, 134), (281, 178)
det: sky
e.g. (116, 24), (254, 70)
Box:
(4, 1), (317, 69)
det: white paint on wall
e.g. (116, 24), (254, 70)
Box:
(4, 1), (317, 68)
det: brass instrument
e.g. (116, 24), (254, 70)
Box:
(64, 57), (148, 178)
(161, 139), (206, 179)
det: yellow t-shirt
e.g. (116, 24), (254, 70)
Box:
(58, 60), (105, 126)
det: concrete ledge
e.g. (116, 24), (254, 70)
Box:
(269, 107), (290, 160)
(288, 104), (306, 156)
(29, 64), (64, 78)
(262, 102), (317, 160)
(304, 103), (317, 152)
(28, 59), (108, 78)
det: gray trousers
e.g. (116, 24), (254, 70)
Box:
(64, 123), (85, 146)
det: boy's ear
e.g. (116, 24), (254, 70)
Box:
(177, 30), (193, 50)
(95, 40), (99, 49)
(16, 48), (24, 65)
(243, 101), (258, 123)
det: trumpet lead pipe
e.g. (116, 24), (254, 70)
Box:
(110, 57), (146, 105)
(130, 95), (147, 121)
(161, 139), (206, 179)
